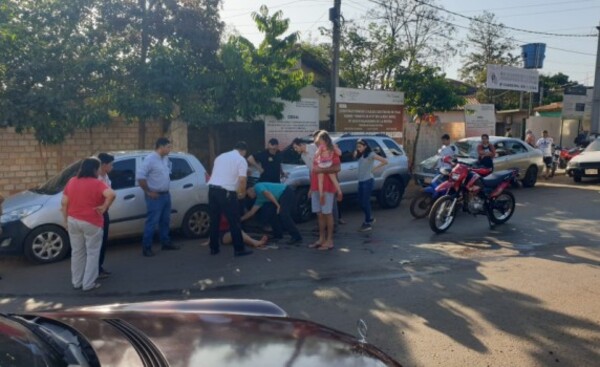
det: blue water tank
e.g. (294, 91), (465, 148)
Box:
(521, 43), (546, 69)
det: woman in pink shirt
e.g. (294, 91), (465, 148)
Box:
(61, 157), (115, 291)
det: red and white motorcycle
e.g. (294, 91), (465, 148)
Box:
(428, 162), (519, 233)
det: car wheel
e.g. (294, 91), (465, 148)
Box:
(23, 225), (70, 264)
(521, 166), (538, 188)
(573, 174), (582, 183)
(292, 186), (312, 223)
(182, 205), (210, 238)
(377, 177), (405, 209)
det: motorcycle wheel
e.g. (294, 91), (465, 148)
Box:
(410, 192), (434, 219)
(488, 191), (516, 225)
(428, 196), (456, 234)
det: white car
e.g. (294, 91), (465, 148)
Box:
(0, 151), (210, 264)
(566, 137), (600, 183)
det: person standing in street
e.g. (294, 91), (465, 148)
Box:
(61, 157), (115, 291)
(437, 134), (456, 171)
(477, 134), (496, 170)
(505, 127), (513, 137)
(525, 129), (536, 147)
(137, 138), (179, 257)
(537, 130), (554, 179)
(355, 139), (388, 232)
(241, 182), (303, 245)
(247, 138), (284, 183)
(207, 141), (253, 257)
(97, 153), (114, 278)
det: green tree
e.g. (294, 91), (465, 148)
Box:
(459, 11), (520, 110)
(396, 64), (465, 169)
(215, 5), (312, 122)
(538, 72), (579, 106)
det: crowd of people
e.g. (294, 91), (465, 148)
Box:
(56, 128), (563, 291)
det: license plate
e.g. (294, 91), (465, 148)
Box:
(585, 169), (598, 175)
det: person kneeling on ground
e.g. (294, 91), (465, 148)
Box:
(241, 182), (303, 246)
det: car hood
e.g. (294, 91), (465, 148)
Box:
(570, 150), (600, 164)
(415, 155), (476, 173)
(30, 300), (400, 367)
(2, 190), (52, 212)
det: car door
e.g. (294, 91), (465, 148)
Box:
(168, 156), (197, 227)
(335, 138), (358, 193)
(506, 140), (532, 176)
(493, 140), (512, 172)
(107, 157), (147, 238)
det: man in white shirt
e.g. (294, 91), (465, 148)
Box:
(437, 134), (456, 171)
(208, 141), (253, 257)
(536, 130), (554, 179)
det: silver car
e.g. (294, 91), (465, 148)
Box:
(0, 151), (210, 264)
(413, 136), (544, 188)
(279, 133), (411, 222)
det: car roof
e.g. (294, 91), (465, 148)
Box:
(107, 150), (189, 157)
(459, 136), (510, 144)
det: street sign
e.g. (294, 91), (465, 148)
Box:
(486, 64), (539, 92)
(464, 104), (496, 137)
(264, 99), (319, 149)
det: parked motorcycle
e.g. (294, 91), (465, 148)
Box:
(558, 146), (584, 169)
(428, 162), (519, 233)
(550, 145), (561, 178)
(410, 170), (449, 219)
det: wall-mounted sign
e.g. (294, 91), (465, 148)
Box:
(264, 99), (319, 149)
(487, 64), (539, 92)
(465, 104), (496, 137)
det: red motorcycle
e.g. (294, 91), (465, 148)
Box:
(428, 162), (519, 233)
(558, 146), (584, 169)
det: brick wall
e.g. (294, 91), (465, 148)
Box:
(0, 119), (178, 196)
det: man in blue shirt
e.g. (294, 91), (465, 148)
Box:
(137, 137), (179, 257)
(241, 182), (302, 245)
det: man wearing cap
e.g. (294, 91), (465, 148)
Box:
(247, 138), (284, 183)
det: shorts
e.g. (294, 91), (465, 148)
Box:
(543, 156), (552, 167)
(311, 192), (335, 214)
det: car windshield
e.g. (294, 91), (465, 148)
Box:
(455, 141), (476, 158)
(32, 160), (82, 195)
(0, 316), (65, 367)
(584, 138), (600, 152)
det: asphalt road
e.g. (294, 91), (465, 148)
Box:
(1, 174), (599, 367)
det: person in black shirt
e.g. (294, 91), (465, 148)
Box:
(248, 138), (284, 183)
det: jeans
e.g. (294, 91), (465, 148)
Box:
(209, 187), (245, 253)
(142, 193), (171, 250)
(99, 212), (109, 271)
(358, 178), (374, 224)
(68, 217), (103, 290)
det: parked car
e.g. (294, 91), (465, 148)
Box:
(0, 151), (210, 264)
(413, 136), (544, 188)
(276, 133), (411, 223)
(566, 137), (600, 183)
(0, 298), (402, 367)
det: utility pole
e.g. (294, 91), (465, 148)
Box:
(329, 0), (341, 132)
(590, 24), (600, 134)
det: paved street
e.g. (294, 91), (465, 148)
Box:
(1, 174), (599, 367)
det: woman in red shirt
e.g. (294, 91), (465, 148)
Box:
(61, 157), (115, 291)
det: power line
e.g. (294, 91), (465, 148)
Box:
(459, 0), (597, 14)
(409, 0), (598, 38)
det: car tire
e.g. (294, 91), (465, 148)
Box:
(521, 166), (538, 188)
(181, 205), (210, 238)
(292, 186), (312, 223)
(377, 177), (404, 209)
(23, 225), (70, 264)
(573, 174), (582, 183)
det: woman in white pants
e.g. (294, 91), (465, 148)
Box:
(61, 157), (115, 291)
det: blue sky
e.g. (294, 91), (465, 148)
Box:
(221, 0), (599, 85)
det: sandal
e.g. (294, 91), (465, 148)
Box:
(309, 242), (322, 249)
(83, 283), (101, 291)
(317, 245), (334, 251)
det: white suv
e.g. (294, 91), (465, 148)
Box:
(0, 151), (210, 264)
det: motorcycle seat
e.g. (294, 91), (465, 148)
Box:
(481, 170), (514, 187)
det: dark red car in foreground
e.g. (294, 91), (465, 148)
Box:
(0, 299), (402, 367)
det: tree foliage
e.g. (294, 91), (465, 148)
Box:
(215, 5), (312, 122)
(459, 11), (520, 110)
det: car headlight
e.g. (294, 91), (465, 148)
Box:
(567, 161), (579, 169)
(0, 205), (43, 224)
